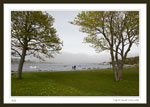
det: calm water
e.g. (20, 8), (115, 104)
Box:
(11, 63), (112, 72)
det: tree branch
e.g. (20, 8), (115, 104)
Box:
(11, 48), (22, 57)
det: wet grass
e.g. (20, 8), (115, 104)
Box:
(11, 67), (139, 96)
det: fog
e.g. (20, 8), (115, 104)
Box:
(47, 52), (110, 64)
(26, 50), (139, 64)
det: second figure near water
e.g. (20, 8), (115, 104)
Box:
(72, 65), (76, 70)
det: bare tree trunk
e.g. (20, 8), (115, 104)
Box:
(16, 45), (27, 79)
(110, 50), (118, 81)
(113, 66), (118, 81)
(118, 64), (123, 80)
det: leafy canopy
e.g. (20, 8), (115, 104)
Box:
(70, 11), (139, 54)
(11, 11), (63, 60)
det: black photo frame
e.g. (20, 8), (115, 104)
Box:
(0, 0), (149, 106)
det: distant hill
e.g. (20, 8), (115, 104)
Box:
(124, 56), (139, 65)
(109, 56), (139, 65)
(11, 58), (55, 64)
(11, 58), (20, 63)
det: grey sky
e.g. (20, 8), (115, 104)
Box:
(48, 11), (98, 55)
(28, 11), (139, 64)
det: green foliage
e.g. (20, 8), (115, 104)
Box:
(11, 67), (139, 96)
(109, 56), (139, 65)
(124, 56), (139, 65)
(11, 11), (63, 60)
(70, 11), (139, 53)
(70, 11), (139, 81)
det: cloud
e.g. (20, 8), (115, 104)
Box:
(44, 51), (111, 64)
(26, 50), (139, 64)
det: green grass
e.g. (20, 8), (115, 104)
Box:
(11, 67), (139, 96)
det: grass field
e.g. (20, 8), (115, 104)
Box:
(11, 67), (139, 96)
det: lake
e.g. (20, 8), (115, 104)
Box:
(11, 63), (113, 72)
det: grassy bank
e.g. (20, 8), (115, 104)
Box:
(11, 67), (139, 96)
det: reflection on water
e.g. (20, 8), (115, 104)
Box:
(11, 63), (112, 72)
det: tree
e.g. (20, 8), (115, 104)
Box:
(70, 11), (139, 81)
(11, 11), (63, 79)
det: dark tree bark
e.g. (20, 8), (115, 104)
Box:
(112, 56), (119, 81)
(16, 38), (27, 79)
(110, 47), (118, 81)
(118, 64), (123, 80)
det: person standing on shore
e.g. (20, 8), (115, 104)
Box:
(72, 66), (74, 70)
(72, 65), (77, 70)
(74, 65), (76, 70)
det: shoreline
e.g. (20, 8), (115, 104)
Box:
(11, 66), (137, 73)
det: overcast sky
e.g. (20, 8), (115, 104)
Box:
(28, 11), (139, 64)
(48, 11), (97, 55)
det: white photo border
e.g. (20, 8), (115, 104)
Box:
(4, 3), (147, 104)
